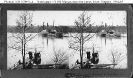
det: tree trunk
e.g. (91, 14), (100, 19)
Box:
(79, 36), (82, 69)
(22, 37), (25, 69)
(80, 36), (83, 68)
(79, 24), (84, 69)
(22, 19), (26, 69)
(23, 33), (25, 69)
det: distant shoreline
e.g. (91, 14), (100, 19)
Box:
(7, 25), (127, 33)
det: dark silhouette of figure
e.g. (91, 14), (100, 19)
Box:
(33, 53), (41, 64)
(83, 59), (91, 69)
(25, 61), (33, 69)
(91, 53), (99, 64)
(28, 51), (33, 60)
(76, 59), (80, 64)
(18, 60), (22, 64)
(86, 51), (91, 60)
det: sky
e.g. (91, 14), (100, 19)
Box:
(7, 10), (126, 26)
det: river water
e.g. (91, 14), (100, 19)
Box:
(7, 33), (127, 69)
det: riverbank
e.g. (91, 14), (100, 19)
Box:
(7, 25), (127, 34)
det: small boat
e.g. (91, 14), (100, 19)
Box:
(56, 32), (63, 38)
(50, 29), (57, 34)
(108, 30), (115, 37)
(41, 30), (49, 37)
(114, 31), (121, 37)
(48, 29), (63, 38)
(48, 29), (57, 37)
(108, 30), (121, 38)
(99, 30), (121, 38)
(40, 29), (63, 38)
(99, 30), (107, 37)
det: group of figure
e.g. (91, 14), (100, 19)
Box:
(76, 51), (99, 69)
(25, 51), (41, 69)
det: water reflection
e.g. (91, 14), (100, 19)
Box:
(7, 33), (127, 69)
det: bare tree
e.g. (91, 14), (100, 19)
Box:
(69, 11), (98, 68)
(107, 47), (125, 69)
(50, 48), (68, 65)
(8, 11), (37, 69)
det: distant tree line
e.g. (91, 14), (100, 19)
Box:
(7, 25), (127, 33)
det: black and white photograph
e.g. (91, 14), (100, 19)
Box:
(7, 10), (127, 70)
